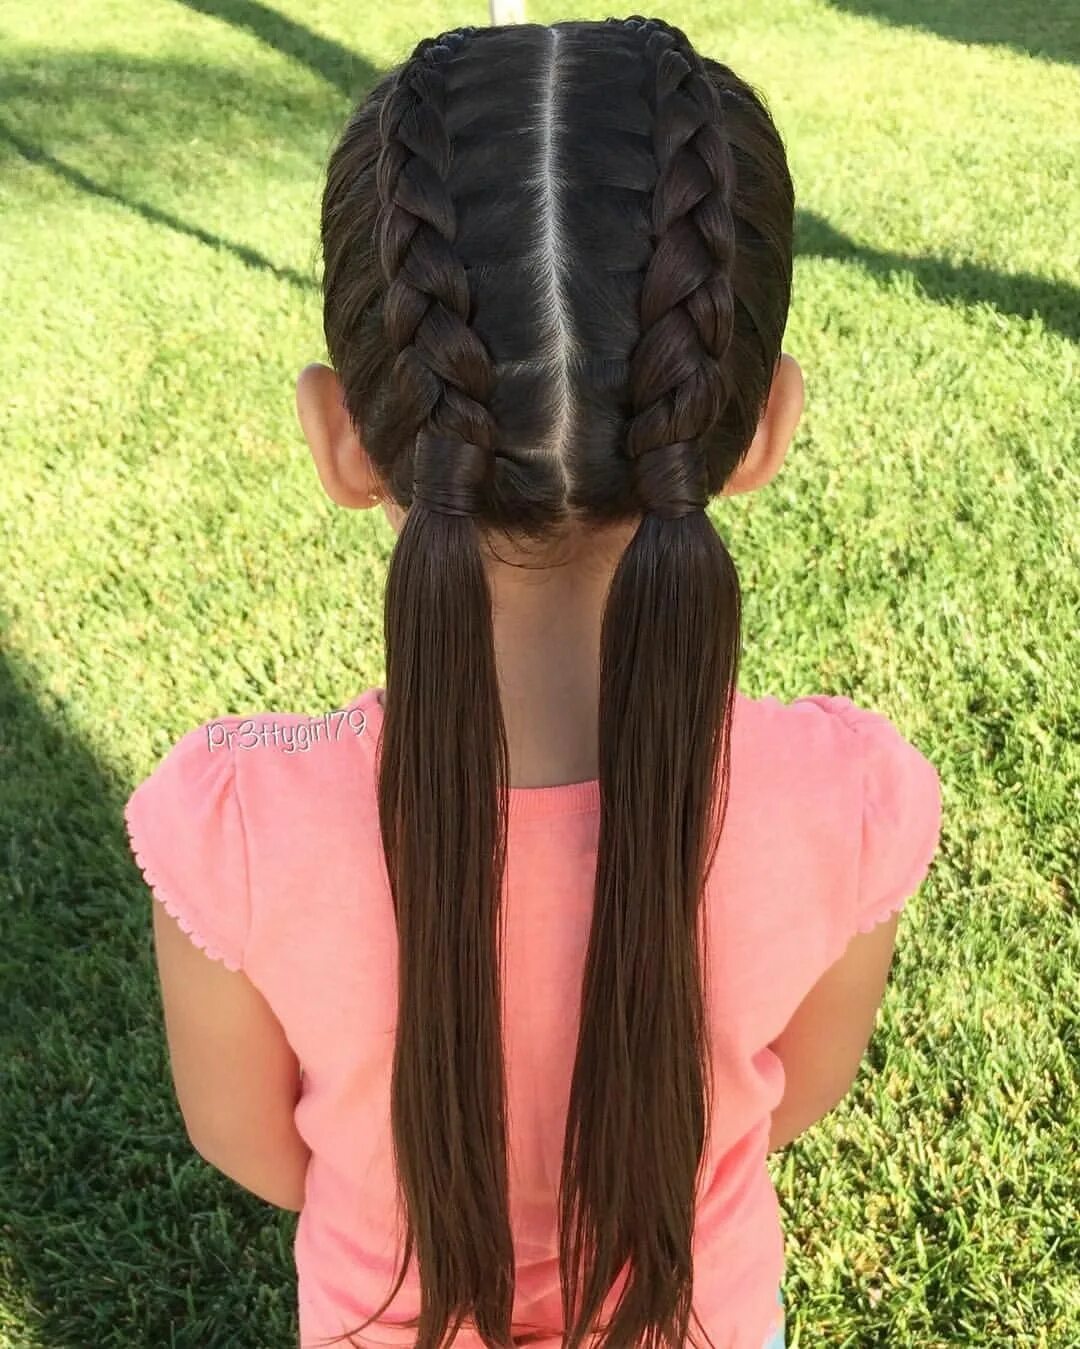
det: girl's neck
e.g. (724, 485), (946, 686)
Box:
(391, 518), (639, 789)
(489, 521), (640, 789)
(492, 587), (604, 789)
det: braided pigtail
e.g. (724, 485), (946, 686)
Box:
(556, 18), (742, 1349)
(318, 27), (518, 1349)
(318, 14), (796, 1349)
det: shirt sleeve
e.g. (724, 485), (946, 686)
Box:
(794, 694), (943, 939)
(841, 700), (943, 934)
(123, 722), (250, 972)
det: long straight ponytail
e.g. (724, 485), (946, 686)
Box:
(558, 510), (740, 1349)
(558, 20), (748, 1346)
(377, 499), (516, 1347)
(315, 28), (524, 1348)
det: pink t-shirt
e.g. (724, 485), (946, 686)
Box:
(124, 685), (942, 1349)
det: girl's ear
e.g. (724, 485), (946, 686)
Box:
(295, 363), (382, 509)
(722, 353), (804, 497)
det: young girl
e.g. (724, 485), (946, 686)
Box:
(125, 16), (942, 1349)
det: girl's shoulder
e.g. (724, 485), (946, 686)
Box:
(123, 692), (382, 971)
(734, 689), (944, 935)
(129, 692), (379, 812)
(736, 688), (937, 780)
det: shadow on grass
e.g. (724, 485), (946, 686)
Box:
(823, 0), (1079, 66)
(796, 210), (1079, 345)
(0, 42), (379, 295)
(175, 0), (378, 97)
(0, 121), (319, 293)
(0, 650), (298, 1345)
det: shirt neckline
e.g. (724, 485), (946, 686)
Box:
(351, 686), (601, 820)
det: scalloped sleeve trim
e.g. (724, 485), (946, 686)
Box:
(123, 724), (251, 973)
(853, 885), (913, 935)
(124, 795), (243, 972)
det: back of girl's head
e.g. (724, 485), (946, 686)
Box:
(315, 16), (794, 1349)
(322, 15), (792, 528)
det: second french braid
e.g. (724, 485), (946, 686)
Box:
(615, 16), (741, 520)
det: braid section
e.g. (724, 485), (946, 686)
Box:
(616, 17), (741, 518)
(375, 28), (498, 515)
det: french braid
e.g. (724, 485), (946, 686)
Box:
(613, 16), (740, 520)
(375, 27), (496, 518)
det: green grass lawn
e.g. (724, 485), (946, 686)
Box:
(1, 1), (1077, 1345)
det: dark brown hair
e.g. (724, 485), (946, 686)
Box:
(314, 15), (793, 1349)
